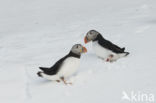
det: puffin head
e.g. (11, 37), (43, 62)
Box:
(84, 30), (100, 44)
(71, 44), (87, 55)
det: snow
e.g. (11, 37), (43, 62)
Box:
(0, 0), (156, 103)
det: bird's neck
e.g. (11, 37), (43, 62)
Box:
(93, 33), (104, 42)
(68, 51), (81, 58)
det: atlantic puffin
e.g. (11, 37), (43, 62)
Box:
(84, 30), (129, 62)
(37, 44), (87, 84)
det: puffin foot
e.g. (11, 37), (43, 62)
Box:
(60, 77), (72, 85)
(106, 58), (110, 62)
(106, 54), (114, 62)
(56, 80), (60, 83)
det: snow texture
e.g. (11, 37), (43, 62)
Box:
(0, 0), (156, 103)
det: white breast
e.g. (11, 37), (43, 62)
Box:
(57, 57), (80, 78)
(92, 41), (114, 60)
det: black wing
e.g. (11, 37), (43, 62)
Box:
(39, 55), (69, 75)
(97, 35), (125, 53)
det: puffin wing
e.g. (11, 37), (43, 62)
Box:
(98, 38), (124, 53)
(39, 55), (68, 75)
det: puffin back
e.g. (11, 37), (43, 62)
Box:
(96, 34), (125, 53)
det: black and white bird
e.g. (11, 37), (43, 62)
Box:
(37, 44), (87, 84)
(84, 30), (129, 62)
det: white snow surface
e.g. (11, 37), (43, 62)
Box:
(0, 0), (156, 103)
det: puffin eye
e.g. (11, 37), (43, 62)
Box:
(90, 30), (94, 34)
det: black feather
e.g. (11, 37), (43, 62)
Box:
(39, 67), (49, 71)
(122, 47), (125, 51)
(38, 51), (80, 75)
(37, 72), (43, 77)
(93, 34), (126, 53)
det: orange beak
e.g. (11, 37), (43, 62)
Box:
(84, 36), (88, 44)
(82, 47), (87, 53)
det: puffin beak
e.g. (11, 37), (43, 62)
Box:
(84, 36), (88, 44)
(82, 46), (87, 53)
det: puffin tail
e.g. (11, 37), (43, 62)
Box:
(125, 52), (130, 56)
(122, 47), (125, 51)
(37, 71), (43, 77)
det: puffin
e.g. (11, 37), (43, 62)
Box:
(37, 44), (87, 84)
(84, 30), (129, 62)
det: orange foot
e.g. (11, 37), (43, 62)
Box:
(106, 54), (114, 62)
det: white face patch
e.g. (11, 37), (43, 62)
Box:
(87, 33), (97, 41)
(71, 44), (83, 55)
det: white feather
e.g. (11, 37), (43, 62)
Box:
(40, 73), (60, 81)
(41, 57), (80, 81)
(92, 41), (126, 61)
(57, 57), (80, 78)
